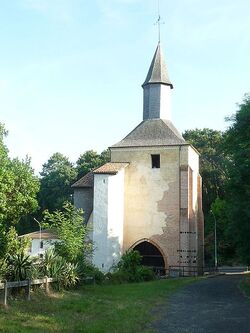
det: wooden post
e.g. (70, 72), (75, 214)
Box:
(45, 276), (49, 294)
(27, 279), (31, 301)
(4, 280), (7, 306)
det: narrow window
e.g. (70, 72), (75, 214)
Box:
(40, 241), (44, 249)
(151, 154), (160, 168)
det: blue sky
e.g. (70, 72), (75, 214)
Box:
(0, 0), (249, 173)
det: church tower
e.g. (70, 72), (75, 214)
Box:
(142, 42), (173, 121)
(72, 42), (204, 276)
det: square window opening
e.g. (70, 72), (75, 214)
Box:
(151, 154), (160, 168)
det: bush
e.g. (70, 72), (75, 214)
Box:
(7, 251), (34, 281)
(107, 250), (156, 283)
(42, 248), (79, 289)
(0, 259), (8, 281)
(80, 263), (105, 284)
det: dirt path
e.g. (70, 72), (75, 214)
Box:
(152, 275), (250, 333)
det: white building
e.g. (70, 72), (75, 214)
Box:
(20, 229), (58, 258)
(72, 43), (204, 274)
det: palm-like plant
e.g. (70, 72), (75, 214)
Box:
(43, 248), (79, 288)
(7, 252), (33, 281)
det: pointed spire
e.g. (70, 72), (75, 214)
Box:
(142, 43), (173, 89)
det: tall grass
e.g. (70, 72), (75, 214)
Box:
(0, 278), (199, 333)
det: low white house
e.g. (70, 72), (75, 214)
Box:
(20, 229), (58, 258)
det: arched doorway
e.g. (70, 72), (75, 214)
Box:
(133, 240), (165, 273)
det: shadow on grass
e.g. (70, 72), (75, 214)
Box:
(0, 278), (200, 333)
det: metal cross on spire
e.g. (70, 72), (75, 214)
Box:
(154, 0), (165, 43)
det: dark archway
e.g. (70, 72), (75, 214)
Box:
(133, 241), (165, 271)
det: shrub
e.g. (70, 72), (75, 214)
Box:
(7, 251), (34, 281)
(0, 259), (8, 281)
(109, 250), (156, 283)
(42, 202), (92, 264)
(42, 248), (79, 289)
(80, 263), (105, 284)
(59, 262), (79, 289)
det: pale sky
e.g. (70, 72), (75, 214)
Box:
(1, 0), (249, 174)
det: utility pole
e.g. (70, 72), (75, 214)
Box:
(34, 218), (42, 256)
(210, 210), (218, 270)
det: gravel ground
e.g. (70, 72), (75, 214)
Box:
(152, 275), (250, 333)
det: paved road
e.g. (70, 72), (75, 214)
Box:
(152, 275), (250, 333)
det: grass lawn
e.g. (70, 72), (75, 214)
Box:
(240, 273), (250, 297)
(0, 277), (199, 333)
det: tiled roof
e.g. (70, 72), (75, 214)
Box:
(111, 119), (187, 148)
(93, 162), (129, 175)
(142, 43), (173, 89)
(19, 229), (58, 240)
(71, 172), (94, 188)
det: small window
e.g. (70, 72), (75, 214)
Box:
(40, 241), (44, 249)
(151, 154), (160, 168)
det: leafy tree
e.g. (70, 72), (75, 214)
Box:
(205, 198), (235, 265)
(0, 123), (39, 230)
(76, 149), (110, 179)
(42, 202), (91, 264)
(183, 128), (227, 216)
(183, 129), (231, 265)
(39, 153), (77, 212)
(223, 94), (250, 264)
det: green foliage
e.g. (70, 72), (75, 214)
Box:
(109, 250), (155, 283)
(117, 250), (142, 273)
(0, 226), (32, 281)
(80, 263), (105, 284)
(223, 94), (250, 264)
(0, 226), (31, 260)
(183, 128), (227, 216)
(42, 248), (79, 289)
(205, 199), (236, 265)
(0, 123), (39, 228)
(240, 273), (250, 297)
(39, 152), (77, 212)
(0, 278), (199, 333)
(0, 259), (8, 280)
(42, 202), (91, 264)
(182, 128), (233, 265)
(7, 252), (34, 281)
(59, 262), (79, 289)
(76, 149), (110, 179)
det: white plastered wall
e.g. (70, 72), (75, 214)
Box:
(29, 238), (58, 257)
(92, 170), (125, 272)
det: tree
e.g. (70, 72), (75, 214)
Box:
(183, 128), (227, 216)
(42, 202), (91, 264)
(76, 149), (110, 179)
(183, 128), (231, 265)
(205, 198), (235, 265)
(39, 153), (77, 212)
(223, 94), (250, 264)
(0, 123), (39, 229)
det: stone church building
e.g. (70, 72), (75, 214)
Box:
(72, 43), (204, 274)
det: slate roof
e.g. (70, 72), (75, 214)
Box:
(111, 119), (187, 148)
(142, 43), (173, 89)
(71, 172), (94, 188)
(93, 162), (129, 175)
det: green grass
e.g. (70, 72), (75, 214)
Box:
(240, 273), (250, 297)
(0, 278), (199, 333)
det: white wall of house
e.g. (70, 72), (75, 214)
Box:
(92, 170), (125, 272)
(28, 238), (58, 257)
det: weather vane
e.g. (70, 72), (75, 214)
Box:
(154, 0), (165, 43)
